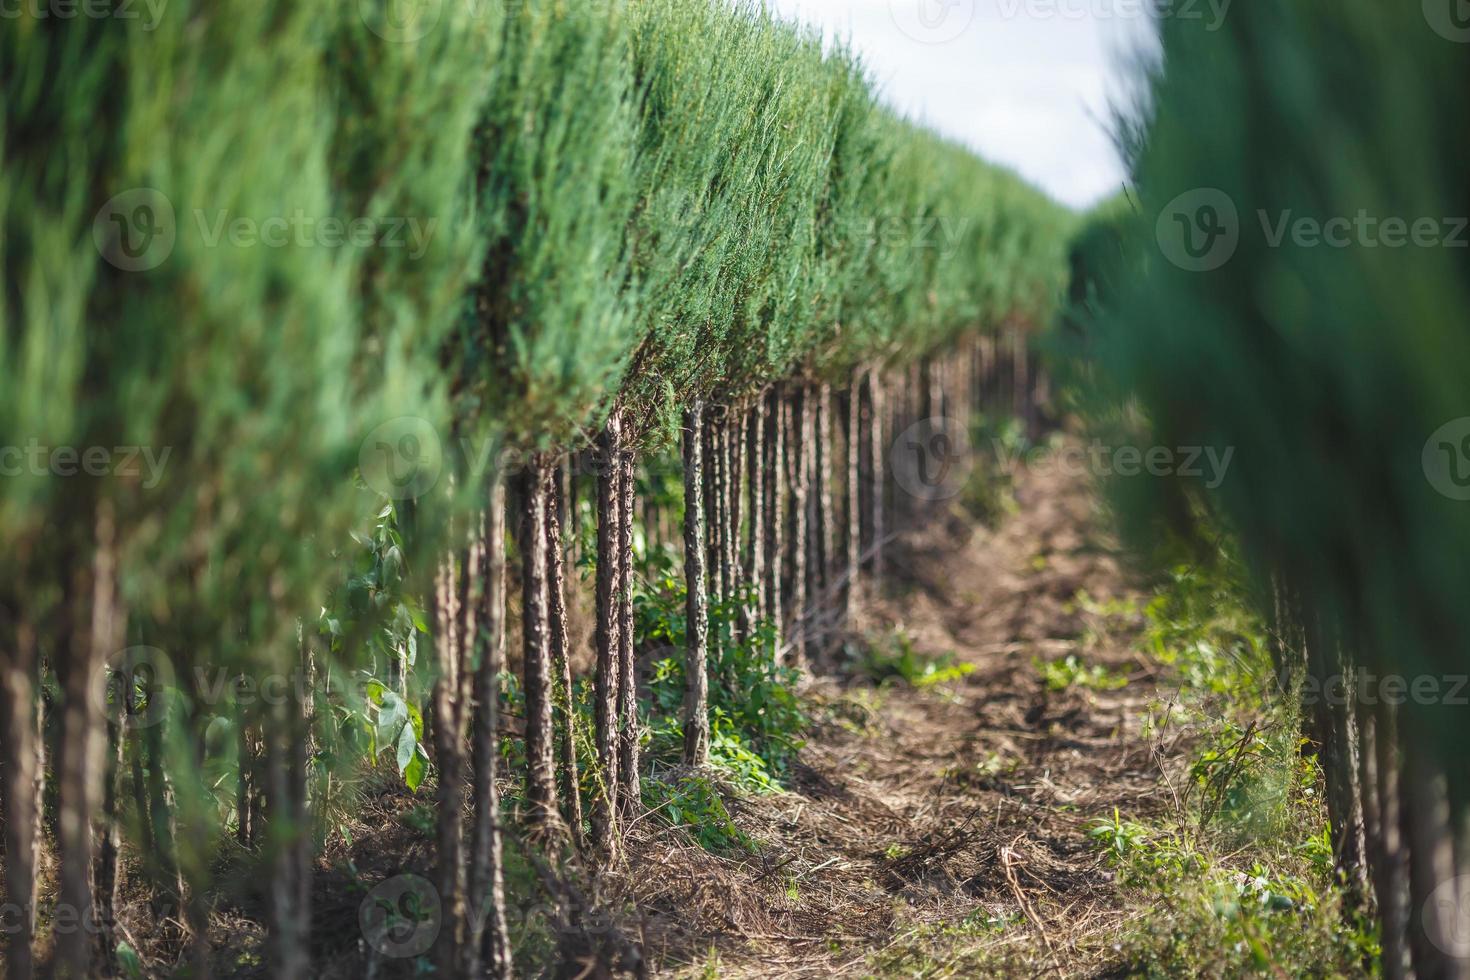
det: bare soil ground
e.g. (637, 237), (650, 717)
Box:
(180, 455), (1181, 980)
(618, 457), (1180, 978)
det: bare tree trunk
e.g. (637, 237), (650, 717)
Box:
(268, 629), (314, 980)
(742, 399), (766, 638)
(812, 382), (834, 654)
(1306, 636), (1368, 907)
(1404, 740), (1462, 980)
(864, 371), (886, 592)
(763, 387), (784, 638)
(787, 385), (810, 669)
(520, 460), (560, 836)
(1374, 702), (1412, 980)
(843, 374), (861, 625)
(1, 615), (40, 980)
(682, 402), (711, 766)
(1360, 701), (1407, 980)
(236, 703), (256, 849)
(616, 448), (640, 819)
(55, 500), (122, 979)
(728, 408), (745, 643)
(711, 411), (729, 614)
(469, 472), (513, 978)
(143, 678), (181, 917)
(591, 416), (622, 850)
(702, 413), (718, 613)
(430, 550), (463, 980)
(93, 665), (125, 977)
(546, 464), (584, 849)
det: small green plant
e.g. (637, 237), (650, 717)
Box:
(643, 773), (757, 854)
(959, 413), (1027, 526)
(1088, 807), (1154, 861)
(635, 547), (807, 790)
(1035, 654), (1128, 692)
(852, 628), (974, 689)
(1090, 562), (1378, 977)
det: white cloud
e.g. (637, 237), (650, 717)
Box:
(765, 0), (1155, 209)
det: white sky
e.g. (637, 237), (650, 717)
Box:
(766, 0), (1157, 210)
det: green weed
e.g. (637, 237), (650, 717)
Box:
(851, 628), (974, 689)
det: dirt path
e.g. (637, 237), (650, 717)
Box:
(630, 457), (1180, 978)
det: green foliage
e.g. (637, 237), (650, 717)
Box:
(1140, 561), (1272, 700)
(851, 628), (974, 689)
(1090, 566), (1376, 977)
(0, 0), (1070, 953)
(642, 773), (758, 854)
(635, 548), (807, 788)
(457, 0), (639, 450)
(1035, 654), (1129, 692)
(958, 413), (1028, 527)
(1065, 1), (1470, 760)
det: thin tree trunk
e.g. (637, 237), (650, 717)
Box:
(742, 399), (766, 638)
(1360, 702), (1407, 980)
(1374, 702), (1411, 980)
(787, 385), (810, 669)
(728, 408), (745, 644)
(520, 460), (560, 836)
(236, 703), (255, 848)
(1404, 740), (1462, 980)
(709, 412), (727, 615)
(616, 448), (640, 818)
(864, 371), (886, 591)
(144, 680), (181, 916)
(703, 414), (718, 613)
(430, 509), (478, 980)
(268, 629), (314, 980)
(763, 387), (784, 637)
(591, 416), (622, 850)
(812, 381), (834, 653)
(843, 374), (861, 624)
(0, 615), (40, 980)
(682, 402), (711, 766)
(55, 500), (121, 979)
(546, 463), (584, 849)
(469, 472), (512, 978)
(93, 665), (125, 977)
